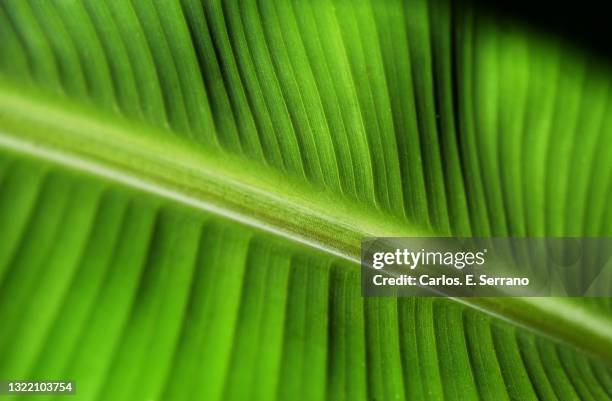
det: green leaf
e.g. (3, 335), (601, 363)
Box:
(0, 0), (611, 400)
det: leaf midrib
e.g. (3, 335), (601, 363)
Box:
(0, 79), (610, 361)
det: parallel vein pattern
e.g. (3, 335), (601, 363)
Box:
(0, 154), (610, 401)
(1, 0), (610, 237)
(0, 0), (611, 400)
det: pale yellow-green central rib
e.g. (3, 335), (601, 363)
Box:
(0, 80), (610, 361)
